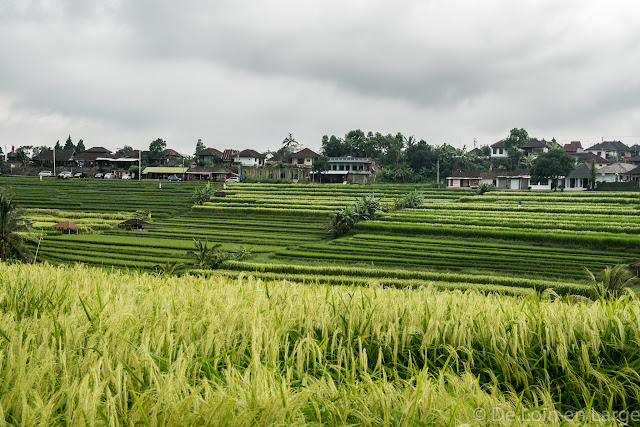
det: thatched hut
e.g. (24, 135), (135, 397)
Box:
(53, 221), (80, 234)
(120, 218), (149, 231)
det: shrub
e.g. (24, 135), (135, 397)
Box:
(585, 264), (639, 299)
(394, 190), (424, 209)
(191, 182), (213, 205)
(325, 205), (358, 237)
(476, 183), (496, 195)
(354, 195), (382, 221)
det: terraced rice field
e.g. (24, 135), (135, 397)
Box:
(3, 176), (640, 296)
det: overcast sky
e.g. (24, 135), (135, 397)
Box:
(2, 0), (640, 155)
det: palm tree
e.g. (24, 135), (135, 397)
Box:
(585, 265), (638, 299)
(0, 189), (32, 262)
(521, 153), (535, 168)
(185, 239), (220, 268)
(185, 239), (230, 269)
(280, 133), (301, 155)
(154, 261), (184, 277)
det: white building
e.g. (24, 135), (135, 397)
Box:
(234, 149), (266, 167)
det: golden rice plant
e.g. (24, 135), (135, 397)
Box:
(0, 263), (638, 425)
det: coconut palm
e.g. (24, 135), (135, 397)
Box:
(186, 238), (221, 268)
(520, 153), (535, 168)
(154, 261), (184, 277)
(0, 189), (32, 262)
(185, 239), (231, 269)
(585, 265), (638, 299)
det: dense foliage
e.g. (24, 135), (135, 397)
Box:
(0, 189), (32, 262)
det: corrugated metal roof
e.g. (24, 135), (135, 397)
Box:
(142, 167), (188, 174)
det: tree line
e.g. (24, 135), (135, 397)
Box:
(320, 129), (491, 183)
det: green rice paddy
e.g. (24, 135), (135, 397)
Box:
(3, 176), (640, 296)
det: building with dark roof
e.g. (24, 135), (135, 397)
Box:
(31, 149), (75, 166)
(563, 141), (583, 154)
(468, 147), (484, 157)
(585, 141), (632, 160)
(288, 148), (320, 168)
(490, 140), (507, 158)
(562, 162), (593, 190)
(73, 147), (115, 167)
(195, 148), (223, 164)
(221, 149), (238, 162)
(521, 139), (550, 156)
(446, 171), (496, 189)
(185, 166), (236, 181)
(569, 152), (610, 168)
(235, 149), (266, 166)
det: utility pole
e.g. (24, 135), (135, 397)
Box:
(138, 150), (141, 180)
(53, 148), (56, 176)
(436, 158), (440, 188)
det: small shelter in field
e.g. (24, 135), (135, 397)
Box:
(120, 218), (149, 230)
(53, 221), (80, 234)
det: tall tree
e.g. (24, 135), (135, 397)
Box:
(503, 128), (529, 170)
(504, 128), (529, 151)
(405, 140), (435, 172)
(344, 129), (367, 156)
(15, 147), (28, 163)
(321, 135), (345, 157)
(76, 139), (86, 153)
(32, 146), (49, 158)
(195, 139), (205, 153)
(116, 145), (134, 155)
(530, 147), (575, 190)
(0, 189), (32, 262)
(147, 138), (167, 164)
(55, 140), (62, 150)
(64, 135), (75, 150)
(278, 133), (301, 155)
(380, 133), (405, 167)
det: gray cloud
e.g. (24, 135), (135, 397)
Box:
(2, 0), (640, 153)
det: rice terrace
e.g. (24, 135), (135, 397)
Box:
(2, 176), (640, 425)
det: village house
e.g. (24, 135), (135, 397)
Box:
(31, 149), (75, 167)
(562, 163), (593, 190)
(584, 141), (632, 161)
(110, 150), (142, 171)
(288, 148), (320, 168)
(495, 169), (553, 191)
(563, 141), (583, 154)
(626, 165), (640, 182)
(141, 166), (188, 179)
(194, 148), (223, 164)
(521, 139), (550, 157)
(221, 149), (238, 164)
(234, 149), (266, 166)
(446, 171), (496, 189)
(266, 153), (288, 165)
(73, 147), (115, 168)
(490, 140), (507, 158)
(315, 157), (377, 183)
(185, 166), (237, 181)
(467, 147), (485, 157)
(568, 152), (610, 168)
(596, 162), (637, 182)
